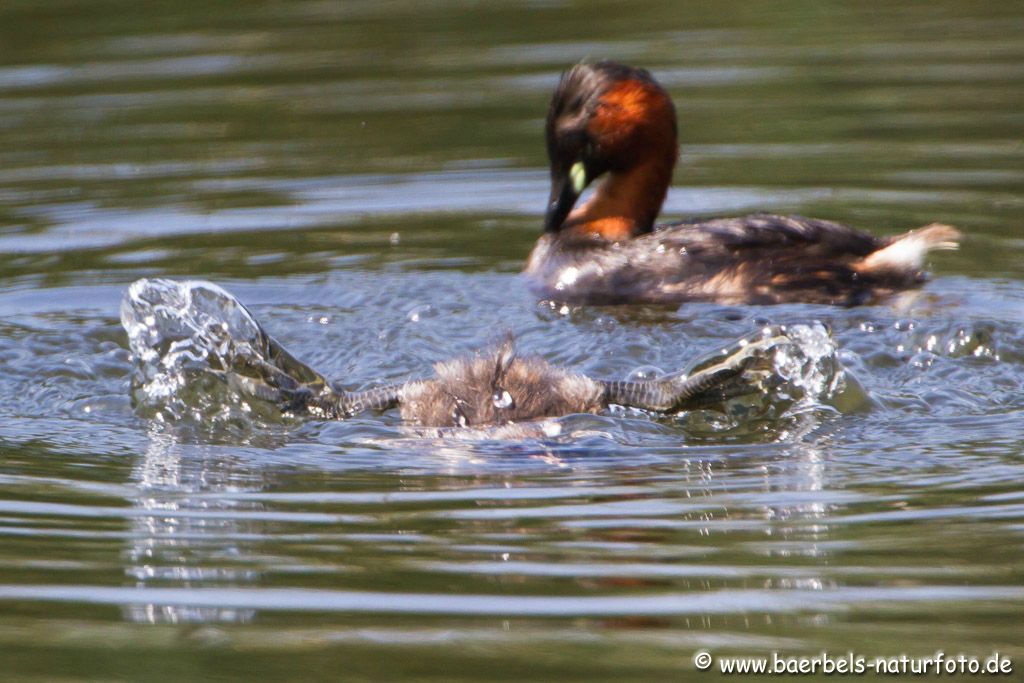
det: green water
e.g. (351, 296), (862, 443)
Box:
(0, 0), (1023, 680)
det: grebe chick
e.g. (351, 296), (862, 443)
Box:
(248, 336), (777, 429)
(123, 279), (816, 433)
(526, 60), (961, 306)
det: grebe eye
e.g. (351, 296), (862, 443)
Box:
(451, 404), (468, 428)
(492, 389), (514, 410)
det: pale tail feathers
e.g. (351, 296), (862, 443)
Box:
(856, 223), (961, 276)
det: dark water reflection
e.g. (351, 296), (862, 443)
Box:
(1, 0), (1023, 680)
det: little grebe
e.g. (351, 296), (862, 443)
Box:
(525, 60), (961, 305)
(243, 335), (781, 428)
(124, 278), (791, 432)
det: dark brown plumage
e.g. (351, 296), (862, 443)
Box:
(527, 60), (961, 305)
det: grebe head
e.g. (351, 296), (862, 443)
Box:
(544, 61), (678, 238)
(405, 339), (604, 427)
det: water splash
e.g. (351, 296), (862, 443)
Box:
(771, 323), (847, 407)
(121, 279), (863, 438)
(120, 278), (323, 429)
(679, 322), (866, 437)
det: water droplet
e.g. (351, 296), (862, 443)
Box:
(407, 304), (435, 323)
(627, 365), (664, 381)
(541, 421), (562, 437)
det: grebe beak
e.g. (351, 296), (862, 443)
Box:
(544, 161), (588, 232)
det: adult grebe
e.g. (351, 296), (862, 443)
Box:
(525, 60), (960, 305)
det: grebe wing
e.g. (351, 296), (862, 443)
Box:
(654, 213), (884, 258)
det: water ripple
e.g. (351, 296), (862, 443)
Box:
(0, 584), (1020, 616)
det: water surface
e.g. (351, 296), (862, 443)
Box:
(1, 0), (1023, 680)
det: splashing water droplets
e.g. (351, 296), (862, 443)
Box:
(120, 279), (863, 440)
(770, 323), (846, 408)
(120, 278), (290, 427)
(675, 321), (863, 439)
(626, 365), (664, 382)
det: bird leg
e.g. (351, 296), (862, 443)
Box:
(598, 326), (792, 413)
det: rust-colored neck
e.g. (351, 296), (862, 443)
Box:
(563, 154), (675, 241)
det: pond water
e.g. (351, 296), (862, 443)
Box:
(1, 0), (1023, 680)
